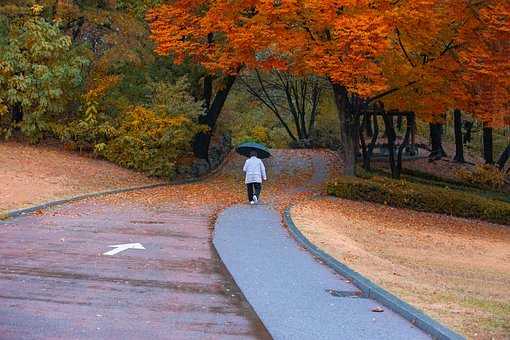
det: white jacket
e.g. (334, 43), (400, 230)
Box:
(243, 156), (267, 184)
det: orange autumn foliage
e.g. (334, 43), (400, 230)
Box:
(147, 0), (509, 143)
(379, 0), (509, 126)
(147, 0), (391, 97)
(146, 0), (280, 74)
(454, 2), (510, 127)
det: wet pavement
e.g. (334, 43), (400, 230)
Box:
(214, 204), (430, 340)
(0, 201), (270, 339)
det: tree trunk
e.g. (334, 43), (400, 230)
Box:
(383, 114), (397, 177)
(463, 121), (473, 145)
(10, 102), (23, 129)
(429, 122), (446, 160)
(483, 124), (494, 164)
(396, 114), (403, 131)
(453, 109), (465, 162)
(192, 75), (236, 160)
(410, 115), (417, 156)
(497, 143), (510, 170)
(363, 112), (373, 137)
(361, 113), (379, 171)
(396, 113), (413, 178)
(331, 82), (357, 176)
(359, 115), (368, 169)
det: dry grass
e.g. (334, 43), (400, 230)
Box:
(292, 198), (510, 339)
(0, 141), (160, 213)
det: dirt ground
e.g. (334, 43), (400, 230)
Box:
(0, 142), (160, 213)
(292, 198), (510, 339)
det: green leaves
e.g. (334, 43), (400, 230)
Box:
(149, 77), (203, 119)
(0, 15), (89, 141)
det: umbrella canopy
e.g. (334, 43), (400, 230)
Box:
(235, 142), (271, 159)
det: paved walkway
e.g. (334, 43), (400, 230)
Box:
(0, 201), (269, 339)
(214, 204), (430, 340)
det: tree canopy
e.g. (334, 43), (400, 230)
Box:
(147, 0), (509, 174)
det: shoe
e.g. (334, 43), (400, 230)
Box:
(253, 195), (258, 204)
(250, 201), (255, 205)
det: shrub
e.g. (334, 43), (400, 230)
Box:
(100, 106), (205, 179)
(308, 126), (341, 150)
(49, 76), (205, 179)
(327, 176), (510, 225)
(456, 164), (506, 191)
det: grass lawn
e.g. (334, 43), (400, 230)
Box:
(291, 198), (510, 339)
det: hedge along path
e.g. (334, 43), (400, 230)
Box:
(0, 149), (339, 339)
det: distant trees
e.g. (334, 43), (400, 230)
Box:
(239, 70), (323, 145)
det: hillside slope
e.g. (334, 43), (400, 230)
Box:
(0, 142), (160, 213)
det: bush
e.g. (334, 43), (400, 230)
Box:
(100, 106), (205, 179)
(308, 127), (341, 150)
(456, 164), (506, 191)
(48, 76), (205, 179)
(49, 75), (121, 151)
(327, 176), (510, 225)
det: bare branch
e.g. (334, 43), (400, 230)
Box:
(396, 27), (415, 67)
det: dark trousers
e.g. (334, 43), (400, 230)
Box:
(247, 182), (262, 202)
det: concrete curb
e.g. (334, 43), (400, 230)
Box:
(1, 156), (231, 221)
(0, 182), (169, 220)
(284, 207), (465, 340)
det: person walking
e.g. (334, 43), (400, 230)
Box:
(243, 150), (267, 204)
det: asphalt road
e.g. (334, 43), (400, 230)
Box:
(0, 200), (269, 339)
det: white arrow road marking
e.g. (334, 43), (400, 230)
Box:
(103, 243), (145, 256)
